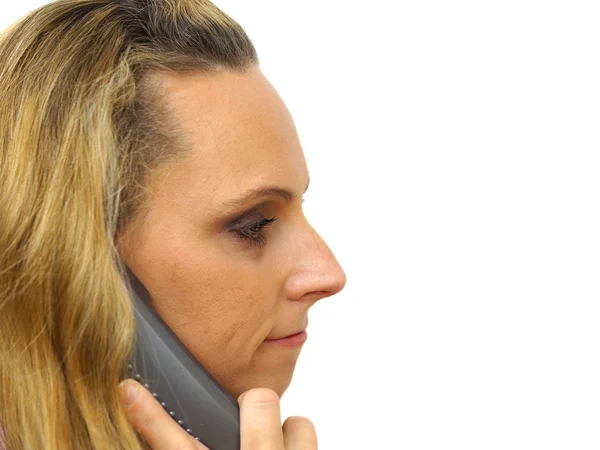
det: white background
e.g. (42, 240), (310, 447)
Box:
(2, 1), (599, 449)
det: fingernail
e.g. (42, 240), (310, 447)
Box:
(119, 380), (139, 405)
(237, 392), (246, 404)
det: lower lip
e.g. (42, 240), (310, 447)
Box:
(265, 330), (307, 348)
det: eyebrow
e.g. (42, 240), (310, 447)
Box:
(219, 175), (310, 211)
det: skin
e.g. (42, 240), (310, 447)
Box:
(118, 65), (347, 399)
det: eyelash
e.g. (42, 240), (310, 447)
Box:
(234, 216), (278, 248)
(232, 196), (305, 248)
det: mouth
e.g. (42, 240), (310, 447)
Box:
(264, 329), (308, 348)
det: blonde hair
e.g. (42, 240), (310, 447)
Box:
(0, 1), (257, 448)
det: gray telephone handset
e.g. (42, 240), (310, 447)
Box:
(123, 265), (240, 450)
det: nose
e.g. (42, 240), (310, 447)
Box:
(283, 223), (347, 304)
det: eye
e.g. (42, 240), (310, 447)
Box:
(233, 216), (277, 248)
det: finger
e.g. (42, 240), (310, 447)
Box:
(119, 379), (208, 450)
(238, 388), (285, 450)
(282, 416), (318, 450)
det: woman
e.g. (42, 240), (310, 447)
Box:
(0, 0), (346, 448)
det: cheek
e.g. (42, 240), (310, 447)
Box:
(128, 217), (290, 396)
(147, 248), (277, 375)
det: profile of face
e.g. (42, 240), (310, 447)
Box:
(118, 66), (346, 398)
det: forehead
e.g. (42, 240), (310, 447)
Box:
(146, 66), (307, 209)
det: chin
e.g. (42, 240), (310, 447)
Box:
(270, 376), (293, 398)
(225, 369), (295, 400)
(219, 349), (301, 399)
(263, 360), (299, 397)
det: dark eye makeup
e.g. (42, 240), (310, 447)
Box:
(227, 196), (305, 249)
(232, 216), (277, 248)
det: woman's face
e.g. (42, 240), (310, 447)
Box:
(118, 66), (346, 398)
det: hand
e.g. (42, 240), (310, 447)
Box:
(119, 379), (318, 449)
